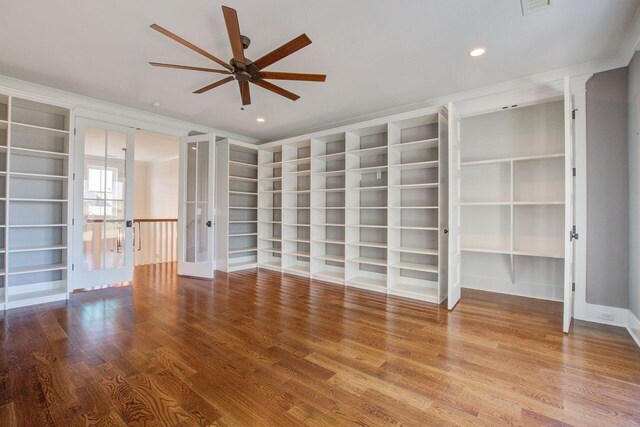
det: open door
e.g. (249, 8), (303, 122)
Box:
(563, 77), (575, 333)
(73, 118), (135, 287)
(447, 102), (462, 309)
(178, 134), (216, 278)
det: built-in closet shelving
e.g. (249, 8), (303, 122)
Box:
(216, 139), (259, 272)
(0, 94), (72, 310)
(257, 146), (282, 271)
(311, 134), (346, 284)
(257, 108), (449, 304)
(459, 100), (565, 300)
(282, 140), (312, 276)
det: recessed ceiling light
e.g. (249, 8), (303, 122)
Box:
(256, 118), (265, 123)
(470, 48), (486, 57)
(152, 101), (161, 107)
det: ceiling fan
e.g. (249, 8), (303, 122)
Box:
(149, 5), (326, 106)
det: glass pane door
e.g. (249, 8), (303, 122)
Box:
(179, 134), (215, 278)
(74, 119), (134, 287)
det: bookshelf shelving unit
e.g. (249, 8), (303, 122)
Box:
(216, 139), (259, 272)
(0, 95), (72, 310)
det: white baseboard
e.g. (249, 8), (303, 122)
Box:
(628, 310), (640, 348)
(574, 302), (629, 327)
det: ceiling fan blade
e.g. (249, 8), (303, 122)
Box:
(149, 62), (231, 74)
(222, 6), (245, 64)
(239, 81), (251, 105)
(194, 76), (235, 94)
(251, 79), (300, 101)
(150, 24), (232, 70)
(253, 34), (312, 70)
(259, 71), (326, 82)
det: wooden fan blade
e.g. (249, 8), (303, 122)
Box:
(149, 62), (231, 74)
(194, 76), (235, 94)
(259, 71), (326, 82)
(253, 34), (312, 70)
(222, 6), (245, 64)
(251, 79), (300, 101)
(150, 24), (232, 70)
(239, 81), (251, 105)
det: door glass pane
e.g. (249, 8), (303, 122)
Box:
(196, 202), (208, 262)
(187, 143), (197, 202)
(82, 127), (129, 272)
(186, 203), (196, 262)
(197, 141), (209, 203)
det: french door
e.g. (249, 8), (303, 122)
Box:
(73, 119), (135, 287)
(563, 77), (575, 333)
(447, 102), (462, 309)
(178, 134), (216, 278)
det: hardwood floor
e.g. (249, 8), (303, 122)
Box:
(1, 264), (639, 426)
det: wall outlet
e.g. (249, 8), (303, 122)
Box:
(597, 312), (614, 321)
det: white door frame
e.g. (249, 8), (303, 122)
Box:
(73, 118), (135, 288)
(177, 134), (216, 278)
(447, 102), (462, 310)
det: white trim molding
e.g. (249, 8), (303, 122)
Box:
(628, 310), (640, 347)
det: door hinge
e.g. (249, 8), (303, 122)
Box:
(572, 167), (576, 177)
(72, 173), (75, 180)
(570, 225), (579, 241)
(74, 128), (77, 136)
(72, 218), (74, 226)
(72, 264), (75, 271)
(572, 108), (578, 119)
(572, 282), (575, 291)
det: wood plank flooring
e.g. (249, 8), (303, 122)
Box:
(1, 263), (639, 426)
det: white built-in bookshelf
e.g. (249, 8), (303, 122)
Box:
(256, 109), (450, 304)
(257, 145), (282, 271)
(0, 94), (72, 310)
(459, 101), (565, 300)
(215, 139), (259, 272)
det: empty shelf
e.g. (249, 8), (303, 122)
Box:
(10, 172), (67, 180)
(10, 245), (67, 253)
(260, 248), (281, 254)
(349, 276), (386, 289)
(392, 160), (438, 171)
(315, 270), (345, 281)
(394, 247), (438, 255)
(288, 251), (311, 258)
(229, 160), (258, 168)
(228, 247), (258, 254)
(316, 254), (343, 262)
(229, 233), (258, 237)
(461, 153), (564, 167)
(11, 122), (69, 137)
(349, 145), (387, 157)
(391, 138), (439, 151)
(229, 175), (258, 182)
(354, 185), (387, 191)
(11, 147), (69, 159)
(10, 198), (68, 203)
(315, 170), (345, 177)
(392, 262), (438, 273)
(8, 287), (67, 304)
(9, 263), (66, 275)
(317, 239), (345, 245)
(316, 152), (345, 161)
(389, 282), (438, 301)
(350, 165), (388, 174)
(392, 183), (438, 189)
(349, 257), (387, 267)
(348, 241), (387, 249)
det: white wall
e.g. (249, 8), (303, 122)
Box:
(148, 157), (179, 218)
(585, 67), (629, 308)
(133, 161), (150, 218)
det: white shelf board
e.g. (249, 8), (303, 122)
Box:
(286, 238), (311, 243)
(316, 254), (343, 263)
(11, 121), (69, 137)
(229, 160), (258, 169)
(392, 183), (438, 189)
(229, 233), (257, 237)
(392, 262), (438, 273)
(316, 152), (345, 161)
(317, 239), (345, 245)
(9, 198), (68, 203)
(461, 247), (511, 255)
(230, 220), (258, 223)
(315, 170), (345, 177)
(288, 251), (311, 258)
(229, 175), (258, 182)
(261, 161), (282, 168)
(313, 188), (345, 193)
(228, 260), (257, 270)
(8, 263), (67, 275)
(461, 153), (564, 167)
(284, 170), (311, 176)
(10, 172), (67, 181)
(349, 224), (387, 229)
(284, 156), (312, 164)
(348, 241), (387, 249)
(392, 160), (438, 171)
(259, 220), (281, 224)
(513, 201), (566, 206)
(283, 223), (310, 227)
(7, 287), (67, 304)
(260, 248), (281, 254)
(390, 138), (439, 151)
(259, 261), (281, 270)
(353, 185), (387, 191)
(229, 206), (258, 210)
(348, 257), (387, 267)
(229, 191), (257, 196)
(317, 223), (345, 227)
(10, 223), (67, 228)
(262, 176), (282, 181)
(282, 190), (311, 194)
(260, 237), (282, 242)
(349, 165), (388, 174)
(390, 226), (438, 231)
(349, 145), (387, 157)
(389, 282), (438, 302)
(11, 147), (69, 159)
(393, 247), (438, 255)
(349, 276), (386, 290)
(315, 270), (345, 281)
(228, 247), (258, 254)
(10, 245), (67, 253)
(512, 249), (565, 259)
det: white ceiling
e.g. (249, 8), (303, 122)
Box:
(0, 0), (638, 142)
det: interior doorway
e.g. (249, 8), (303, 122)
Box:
(132, 130), (180, 267)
